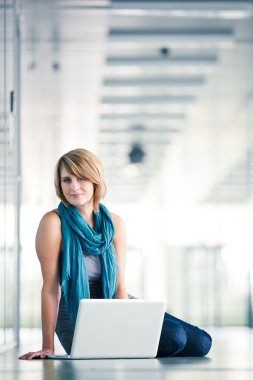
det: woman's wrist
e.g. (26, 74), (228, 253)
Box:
(115, 288), (128, 299)
(42, 340), (54, 351)
(42, 346), (54, 352)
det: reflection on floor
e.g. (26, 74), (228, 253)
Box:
(0, 328), (253, 380)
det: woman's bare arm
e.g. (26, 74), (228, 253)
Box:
(19, 211), (62, 359)
(111, 213), (128, 299)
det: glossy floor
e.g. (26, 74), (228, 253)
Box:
(0, 327), (253, 380)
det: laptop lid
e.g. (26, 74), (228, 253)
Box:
(71, 299), (166, 359)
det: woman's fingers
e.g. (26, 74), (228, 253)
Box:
(19, 352), (38, 360)
(19, 349), (53, 360)
(19, 352), (33, 360)
(27, 352), (41, 360)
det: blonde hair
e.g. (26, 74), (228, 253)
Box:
(54, 148), (106, 212)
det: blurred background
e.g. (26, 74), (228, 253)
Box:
(1, 0), (253, 351)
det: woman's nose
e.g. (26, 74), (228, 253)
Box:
(71, 179), (80, 190)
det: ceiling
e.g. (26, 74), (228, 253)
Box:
(19, 0), (253, 206)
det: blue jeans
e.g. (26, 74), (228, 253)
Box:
(55, 281), (212, 357)
(157, 312), (212, 357)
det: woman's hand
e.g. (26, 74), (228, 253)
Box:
(19, 348), (54, 360)
(115, 288), (129, 299)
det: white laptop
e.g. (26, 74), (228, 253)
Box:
(47, 299), (166, 359)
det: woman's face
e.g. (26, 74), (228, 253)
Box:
(60, 165), (94, 208)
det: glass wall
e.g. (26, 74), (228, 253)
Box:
(0, 0), (21, 350)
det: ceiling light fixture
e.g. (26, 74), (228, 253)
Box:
(109, 28), (234, 42)
(106, 55), (218, 66)
(128, 143), (145, 164)
(101, 95), (196, 104)
(103, 76), (205, 86)
(111, 1), (253, 20)
(100, 112), (185, 120)
(108, 27), (235, 48)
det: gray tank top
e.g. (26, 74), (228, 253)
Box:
(84, 253), (102, 281)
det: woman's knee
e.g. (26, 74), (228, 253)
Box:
(157, 323), (187, 357)
(184, 330), (212, 357)
(196, 331), (212, 357)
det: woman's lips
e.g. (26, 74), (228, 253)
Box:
(70, 193), (82, 198)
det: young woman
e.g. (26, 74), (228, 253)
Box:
(19, 148), (212, 360)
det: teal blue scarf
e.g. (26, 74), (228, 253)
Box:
(58, 202), (118, 327)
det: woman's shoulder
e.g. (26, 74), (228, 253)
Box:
(38, 209), (61, 228)
(110, 212), (126, 232)
(36, 210), (62, 258)
(110, 211), (124, 224)
(109, 212), (127, 243)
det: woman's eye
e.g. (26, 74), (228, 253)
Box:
(63, 178), (71, 183)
